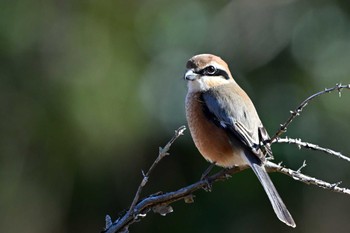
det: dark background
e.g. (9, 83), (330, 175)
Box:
(1, 0), (350, 232)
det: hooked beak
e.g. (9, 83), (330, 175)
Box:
(184, 69), (198, 81)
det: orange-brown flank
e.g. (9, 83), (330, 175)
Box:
(185, 92), (247, 168)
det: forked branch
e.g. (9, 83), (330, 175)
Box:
(102, 84), (350, 233)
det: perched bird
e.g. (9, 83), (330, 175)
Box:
(184, 54), (295, 227)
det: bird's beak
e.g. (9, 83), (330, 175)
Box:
(184, 69), (198, 81)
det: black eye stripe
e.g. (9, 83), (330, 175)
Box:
(215, 69), (230, 80)
(197, 67), (230, 80)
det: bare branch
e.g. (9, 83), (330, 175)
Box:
(275, 137), (350, 163)
(270, 83), (350, 142)
(266, 161), (350, 195)
(103, 158), (350, 233)
(102, 84), (350, 232)
(103, 166), (244, 233)
(128, 126), (186, 218)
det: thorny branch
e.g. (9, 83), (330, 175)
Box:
(265, 161), (350, 195)
(102, 84), (350, 233)
(128, 126), (186, 216)
(275, 137), (350, 163)
(270, 83), (350, 142)
(103, 166), (245, 233)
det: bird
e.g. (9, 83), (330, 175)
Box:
(184, 54), (296, 228)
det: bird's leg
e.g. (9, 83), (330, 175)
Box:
(201, 162), (216, 180)
(201, 162), (217, 192)
(265, 153), (274, 161)
(259, 140), (274, 160)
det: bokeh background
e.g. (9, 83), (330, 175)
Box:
(1, 0), (350, 232)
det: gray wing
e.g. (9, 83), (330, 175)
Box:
(201, 89), (262, 154)
(201, 89), (295, 227)
(202, 88), (273, 158)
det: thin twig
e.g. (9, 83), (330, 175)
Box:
(270, 83), (350, 142)
(128, 126), (186, 216)
(275, 137), (350, 163)
(265, 161), (350, 195)
(296, 160), (307, 173)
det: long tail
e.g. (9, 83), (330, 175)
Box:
(244, 151), (296, 228)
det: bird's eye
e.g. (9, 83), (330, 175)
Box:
(205, 65), (217, 75)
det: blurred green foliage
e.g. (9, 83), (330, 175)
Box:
(1, 0), (350, 232)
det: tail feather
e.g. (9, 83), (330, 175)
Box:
(244, 152), (296, 228)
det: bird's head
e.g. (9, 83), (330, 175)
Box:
(184, 54), (235, 92)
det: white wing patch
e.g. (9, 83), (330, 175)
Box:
(220, 121), (227, 128)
